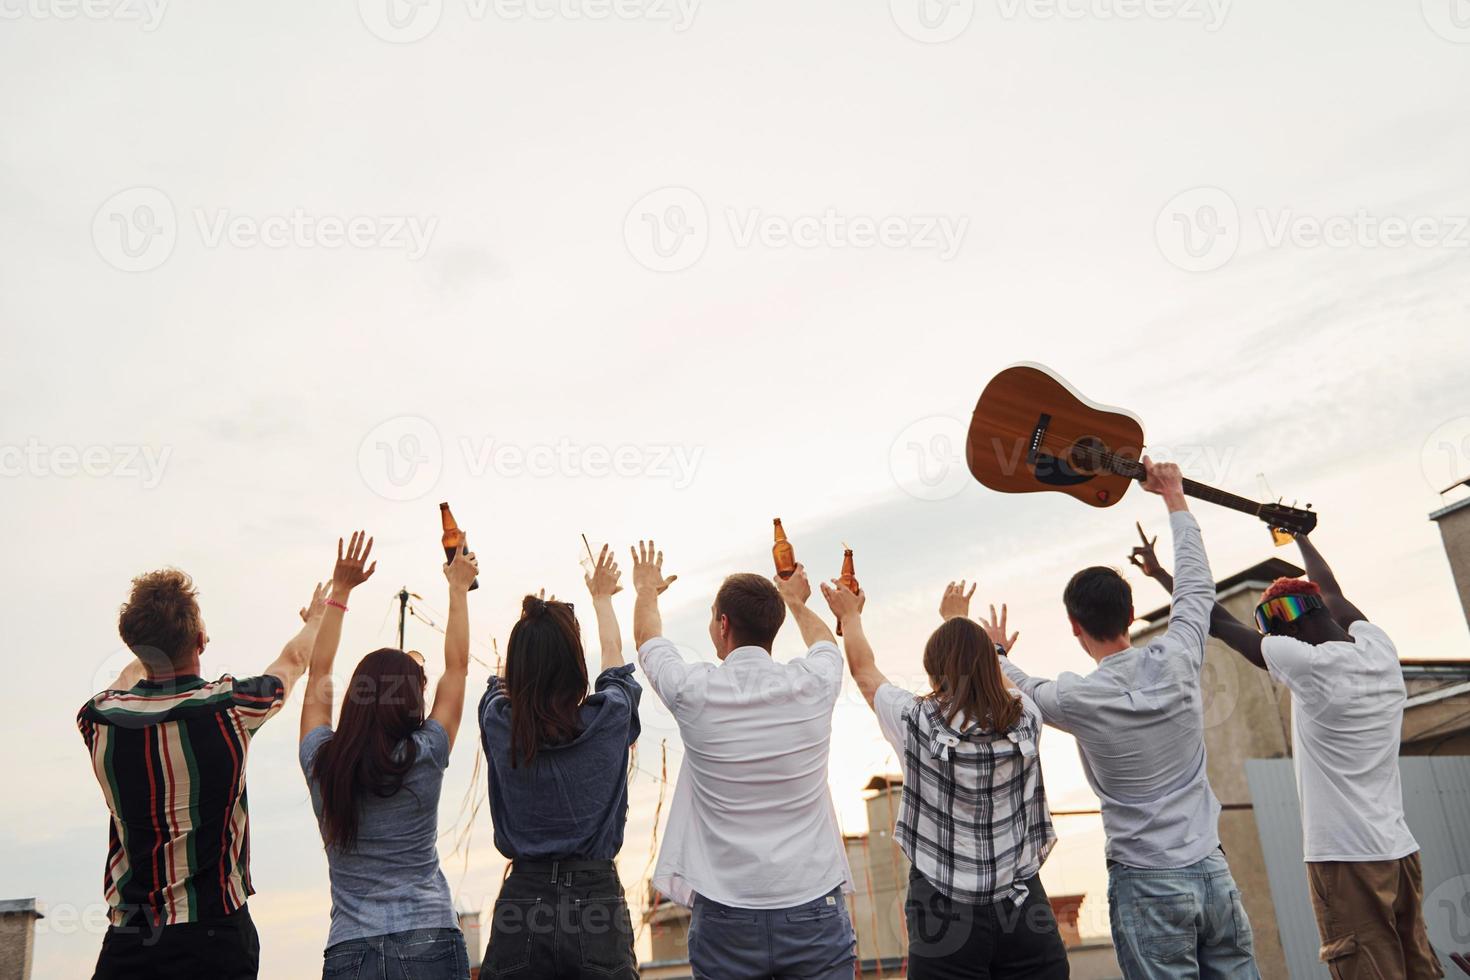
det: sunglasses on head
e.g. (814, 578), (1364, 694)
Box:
(1254, 593), (1325, 633)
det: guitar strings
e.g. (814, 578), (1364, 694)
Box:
(991, 432), (1305, 521)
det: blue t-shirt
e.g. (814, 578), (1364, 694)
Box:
(479, 663), (641, 861)
(300, 720), (457, 948)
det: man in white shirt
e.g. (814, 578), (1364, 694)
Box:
(1146, 531), (1444, 980)
(630, 540), (856, 980)
(1000, 459), (1260, 980)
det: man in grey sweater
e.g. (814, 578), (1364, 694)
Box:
(1000, 458), (1260, 980)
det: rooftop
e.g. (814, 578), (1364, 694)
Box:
(0, 898), (43, 918)
(1430, 494), (1470, 522)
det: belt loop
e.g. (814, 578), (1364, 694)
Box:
(550, 860), (559, 883)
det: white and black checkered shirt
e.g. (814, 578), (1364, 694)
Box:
(893, 695), (1055, 906)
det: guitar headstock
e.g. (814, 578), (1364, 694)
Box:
(1261, 501), (1317, 538)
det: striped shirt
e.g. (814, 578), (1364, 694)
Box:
(77, 673), (286, 926)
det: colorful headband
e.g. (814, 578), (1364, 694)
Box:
(1254, 592), (1325, 633)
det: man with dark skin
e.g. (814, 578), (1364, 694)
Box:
(1131, 525), (1444, 980)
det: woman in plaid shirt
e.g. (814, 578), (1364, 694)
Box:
(821, 580), (1069, 980)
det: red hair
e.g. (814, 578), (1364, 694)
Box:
(1261, 577), (1322, 603)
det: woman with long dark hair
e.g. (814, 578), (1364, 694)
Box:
(297, 530), (480, 979)
(477, 545), (642, 978)
(821, 579), (1069, 980)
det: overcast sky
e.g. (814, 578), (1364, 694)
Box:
(4, 0), (1470, 974)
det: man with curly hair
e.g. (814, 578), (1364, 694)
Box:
(1133, 530), (1443, 980)
(78, 565), (328, 980)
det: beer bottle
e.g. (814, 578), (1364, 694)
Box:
(772, 518), (797, 580)
(440, 502), (480, 591)
(836, 546), (859, 636)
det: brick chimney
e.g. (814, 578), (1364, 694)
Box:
(1048, 894), (1085, 948)
(0, 899), (43, 980)
(457, 907), (482, 977)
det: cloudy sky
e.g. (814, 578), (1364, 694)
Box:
(4, 0), (1470, 974)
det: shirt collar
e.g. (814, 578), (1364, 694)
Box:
(134, 674), (206, 692)
(722, 646), (772, 666)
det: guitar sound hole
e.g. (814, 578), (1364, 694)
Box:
(1069, 437), (1108, 475)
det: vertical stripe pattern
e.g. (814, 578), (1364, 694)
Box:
(77, 673), (285, 926)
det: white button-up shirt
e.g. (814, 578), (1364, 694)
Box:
(637, 637), (855, 909)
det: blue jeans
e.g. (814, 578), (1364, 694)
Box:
(1107, 849), (1260, 980)
(322, 928), (469, 980)
(688, 885), (856, 980)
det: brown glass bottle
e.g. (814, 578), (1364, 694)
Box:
(836, 547), (858, 636)
(440, 502), (479, 591)
(772, 518), (796, 579)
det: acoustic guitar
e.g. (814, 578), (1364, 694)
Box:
(965, 363), (1318, 537)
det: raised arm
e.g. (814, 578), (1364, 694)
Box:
(631, 539), (677, 648)
(821, 581), (884, 707)
(300, 531), (377, 741)
(1208, 602), (1266, 670)
(429, 543), (479, 750)
(1295, 535), (1366, 628)
(584, 544), (625, 672)
(1128, 522), (1175, 594)
(1140, 458), (1214, 656)
(774, 564), (837, 648)
(265, 581), (327, 701)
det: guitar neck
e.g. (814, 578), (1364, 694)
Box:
(1181, 478), (1263, 518)
(1108, 458), (1263, 518)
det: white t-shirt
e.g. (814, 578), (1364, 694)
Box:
(1262, 621), (1418, 863)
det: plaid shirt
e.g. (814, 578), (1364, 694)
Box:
(893, 695), (1055, 905)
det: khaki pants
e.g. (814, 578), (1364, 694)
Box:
(1307, 852), (1444, 980)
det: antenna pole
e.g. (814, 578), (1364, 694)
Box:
(397, 587), (410, 649)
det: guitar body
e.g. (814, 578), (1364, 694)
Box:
(966, 363), (1145, 509)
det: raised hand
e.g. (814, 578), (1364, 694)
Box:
(1140, 456), (1184, 497)
(820, 580), (864, 622)
(333, 530), (378, 594)
(1128, 522), (1163, 577)
(630, 539), (677, 595)
(940, 580), (977, 621)
(980, 603), (1019, 653)
(585, 544), (623, 600)
(774, 563), (813, 606)
(299, 582), (327, 623)
(444, 542), (479, 593)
